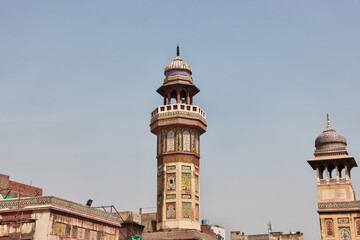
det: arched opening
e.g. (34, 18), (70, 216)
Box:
(319, 166), (325, 179)
(338, 163), (345, 179)
(328, 164), (335, 179)
(170, 90), (177, 104)
(180, 90), (187, 104)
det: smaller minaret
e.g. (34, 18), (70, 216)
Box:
(308, 114), (357, 203)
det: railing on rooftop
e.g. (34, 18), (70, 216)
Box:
(151, 104), (206, 119)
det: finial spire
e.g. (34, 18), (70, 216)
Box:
(177, 45), (180, 57)
(325, 113), (333, 131)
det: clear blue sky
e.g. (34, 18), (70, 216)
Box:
(1, 1), (360, 239)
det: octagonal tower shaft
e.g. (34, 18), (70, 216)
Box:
(150, 49), (207, 231)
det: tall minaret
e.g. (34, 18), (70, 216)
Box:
(308, 115), (359, 240)
(150, 47), (207, 231)
(308, 114), (357, 203)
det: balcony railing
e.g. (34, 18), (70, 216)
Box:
(319, 178), (347, 185)
(151, 104), (206, 120)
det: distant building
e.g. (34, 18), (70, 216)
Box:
(0, 174), (42, 198)
(0, 195), (121, 239)
(308, 115), (360, 240)
(0, 175), (121, 239)
(210, 224), (226, 240)
(231, 231), (303, 240)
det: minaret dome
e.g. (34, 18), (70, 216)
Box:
(314, 114), (347, 156)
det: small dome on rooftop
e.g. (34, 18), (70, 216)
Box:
(164, 46), (192, 76)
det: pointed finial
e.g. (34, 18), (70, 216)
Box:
(177, 45), (180, 57)
(325, 113), (333, 131)
(327, 113), (330, 126)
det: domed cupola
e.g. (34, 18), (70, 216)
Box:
(314, 114), (347, 156)
(164, 46), (192, 77)
(156, 46), (200, 100)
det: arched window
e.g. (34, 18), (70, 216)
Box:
(167, 131), (175, 151)
(183, 131), (190, 151)
(176, 130), (182, 151)
(158, 133), (161, 154)
(162, 133), (166, 153)
(196, 133), (199, 153)
(191, 132), (196, 152)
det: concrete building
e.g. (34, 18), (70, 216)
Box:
(308, 115), (360, 240)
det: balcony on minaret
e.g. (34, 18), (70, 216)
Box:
(150, 103), (207, 134)
(311, 157), (355, 185)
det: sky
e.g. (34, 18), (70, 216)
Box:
(1, 1), (360, 239)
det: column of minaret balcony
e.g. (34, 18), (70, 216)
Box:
(316, 163), (351, 185)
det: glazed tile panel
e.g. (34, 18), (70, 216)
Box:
(319, 201), (360, 209)
(0, 196), (121, 225)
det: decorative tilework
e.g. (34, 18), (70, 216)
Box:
(319, 201), (360, 209)
(0, 197), (121, 225)
(167, 131), (174, 151)
(158, 173), (164, 193)
(142, 230), (218, 240)
(325, 219), (334, 236)
(195, 175), (199, 193)
(166, 203), (176, 219)
(167, 173), (176, 191)
(191, 132), (196, 152)
(182, 165), (191, 170)
(90, 231), (97, 240)
(162, 133), (166, 153)
(77, 228), (85, 239)
(166, 194), (176, 199)
(54, 222), (66, 237)
(195, 204), (199, 220)
(339, 228), (350, 240)
(176, 130), (182, 151)
(158, 134), (161, 154)
(107, 234), (115, 240)
(182, 202), (191, 219)
(183, 131), (190, 151)
(196, 133), (199, 153)
(356, 219), (360, 235)
(338, 218), (349, 224)
(182, 194), (191, 199)
(182, 173), (191, 191)
(166, 165), (176, 171)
